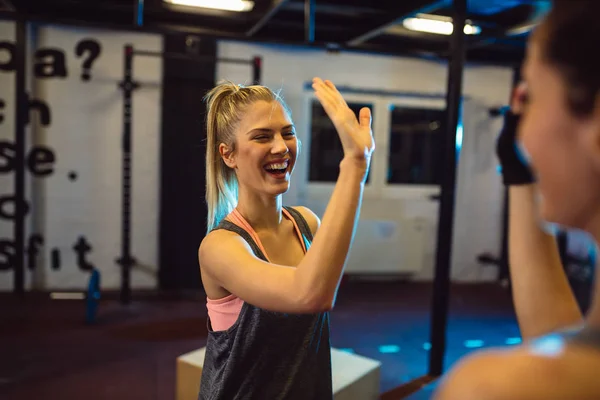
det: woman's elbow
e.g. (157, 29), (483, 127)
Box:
(299, 290), (335, 313)
(293, 271), (336, 313)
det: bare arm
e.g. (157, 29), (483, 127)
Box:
(200, 159), (366, 314)
(200, 78), (373, 314)
(508, 185), (583, 339)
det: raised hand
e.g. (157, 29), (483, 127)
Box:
(312, 78), (375, 162)
(496, 81), (534, 186)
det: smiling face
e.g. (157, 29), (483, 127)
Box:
(220, 100), (298, 198)
(518, 32), (600, 232)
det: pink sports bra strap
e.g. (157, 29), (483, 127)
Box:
(229, 208), (307, 258)
(230, 209), (271, 262)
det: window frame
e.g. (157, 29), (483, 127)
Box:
(303, 92), (381, 199)
(303, 90), (447, 201)
(382, 97), (447, 200)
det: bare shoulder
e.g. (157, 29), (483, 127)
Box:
(289, 206), (321, 236)
(198, 228), (252, 271)
(433, 343), (600, 400)
(198, 227), (266, 298)
(432, 348), (515, 400)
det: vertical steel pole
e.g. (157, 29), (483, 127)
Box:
(13, 18), (27, 296)
(252, 56), (262, 85)
(118, 45), (135, 305)
(428, 0), (467, 377)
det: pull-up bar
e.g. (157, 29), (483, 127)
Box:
(133, 49), (258, 66)
(126, 47), (262, 85)
(116, 44), (263, 305)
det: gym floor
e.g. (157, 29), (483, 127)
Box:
(0, 280), (519, 400)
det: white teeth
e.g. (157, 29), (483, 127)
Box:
(265, 161), (288, 170)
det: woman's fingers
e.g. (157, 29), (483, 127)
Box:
(359, 107), (371, 129)
(312, 79), (338, 112)
(313, 90), (336, 118)
(314, 78), (346, 107)
(311, 78), (374, 160)
(323, 79), (348, 107)
(313, 77), (364, 140)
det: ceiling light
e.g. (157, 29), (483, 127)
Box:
(163, 0), (254, 12)
(403, 16), (481, 36)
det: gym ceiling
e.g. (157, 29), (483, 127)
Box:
(1, 0), (549, 66)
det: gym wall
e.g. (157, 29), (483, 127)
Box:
(216, 40), (513, 282)
(0, 21), (163, 291)
(2, 21), (593, 293)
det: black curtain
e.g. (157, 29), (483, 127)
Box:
(159, 34), (216, 291)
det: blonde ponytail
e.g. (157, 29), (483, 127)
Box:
(203, 81), (291, 233)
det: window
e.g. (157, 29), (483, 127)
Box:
(387, 106), (446, 185)
(308, 100), (373, 182)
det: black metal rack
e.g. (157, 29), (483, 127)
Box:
(116, 45), (262, 304)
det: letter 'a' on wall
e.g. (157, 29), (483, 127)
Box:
(0, 22), (163, 292)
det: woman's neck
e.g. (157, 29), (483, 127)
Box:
(235, 189), (283, 232)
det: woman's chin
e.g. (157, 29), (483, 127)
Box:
(272, 182), (291, 196)
(262, 180), (291, 197)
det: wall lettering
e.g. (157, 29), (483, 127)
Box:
(0, 95), (51, 128)
(0, 38), (102, 81)
(0, 195), (30, 220)
(0, 41), (16, 71)
(0, 34), (106, 278)
(0, 240), (14, 271)
(0, 234), (95, 272)
(0, 141), (56, 176)
(75, 39), (102, 81)
(34, 48), (68, 79)
(26, 95), (51, 126)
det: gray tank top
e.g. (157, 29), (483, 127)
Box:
(199, 206), (333, 400)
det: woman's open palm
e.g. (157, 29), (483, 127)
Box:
(312, 78), (375, 161)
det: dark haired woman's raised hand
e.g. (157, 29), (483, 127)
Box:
(312, 78), (375, 165)
(495, 82), (534, 186)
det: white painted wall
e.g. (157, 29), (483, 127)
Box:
(1, 24), (591, 292)
(216, 40), (514, 281)
(0, 22), (163, 291)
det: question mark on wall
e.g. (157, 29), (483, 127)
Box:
(75, 39), (102, 81)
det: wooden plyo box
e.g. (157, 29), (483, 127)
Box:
(176, 347), (382, 400)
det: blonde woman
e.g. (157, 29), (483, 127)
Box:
(197, 78), (374, 399)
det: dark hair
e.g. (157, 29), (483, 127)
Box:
(536, 0), (600, 117)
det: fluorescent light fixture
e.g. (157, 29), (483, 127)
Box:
(403, 14), (481, 35)
(163, 0), (254, 12)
